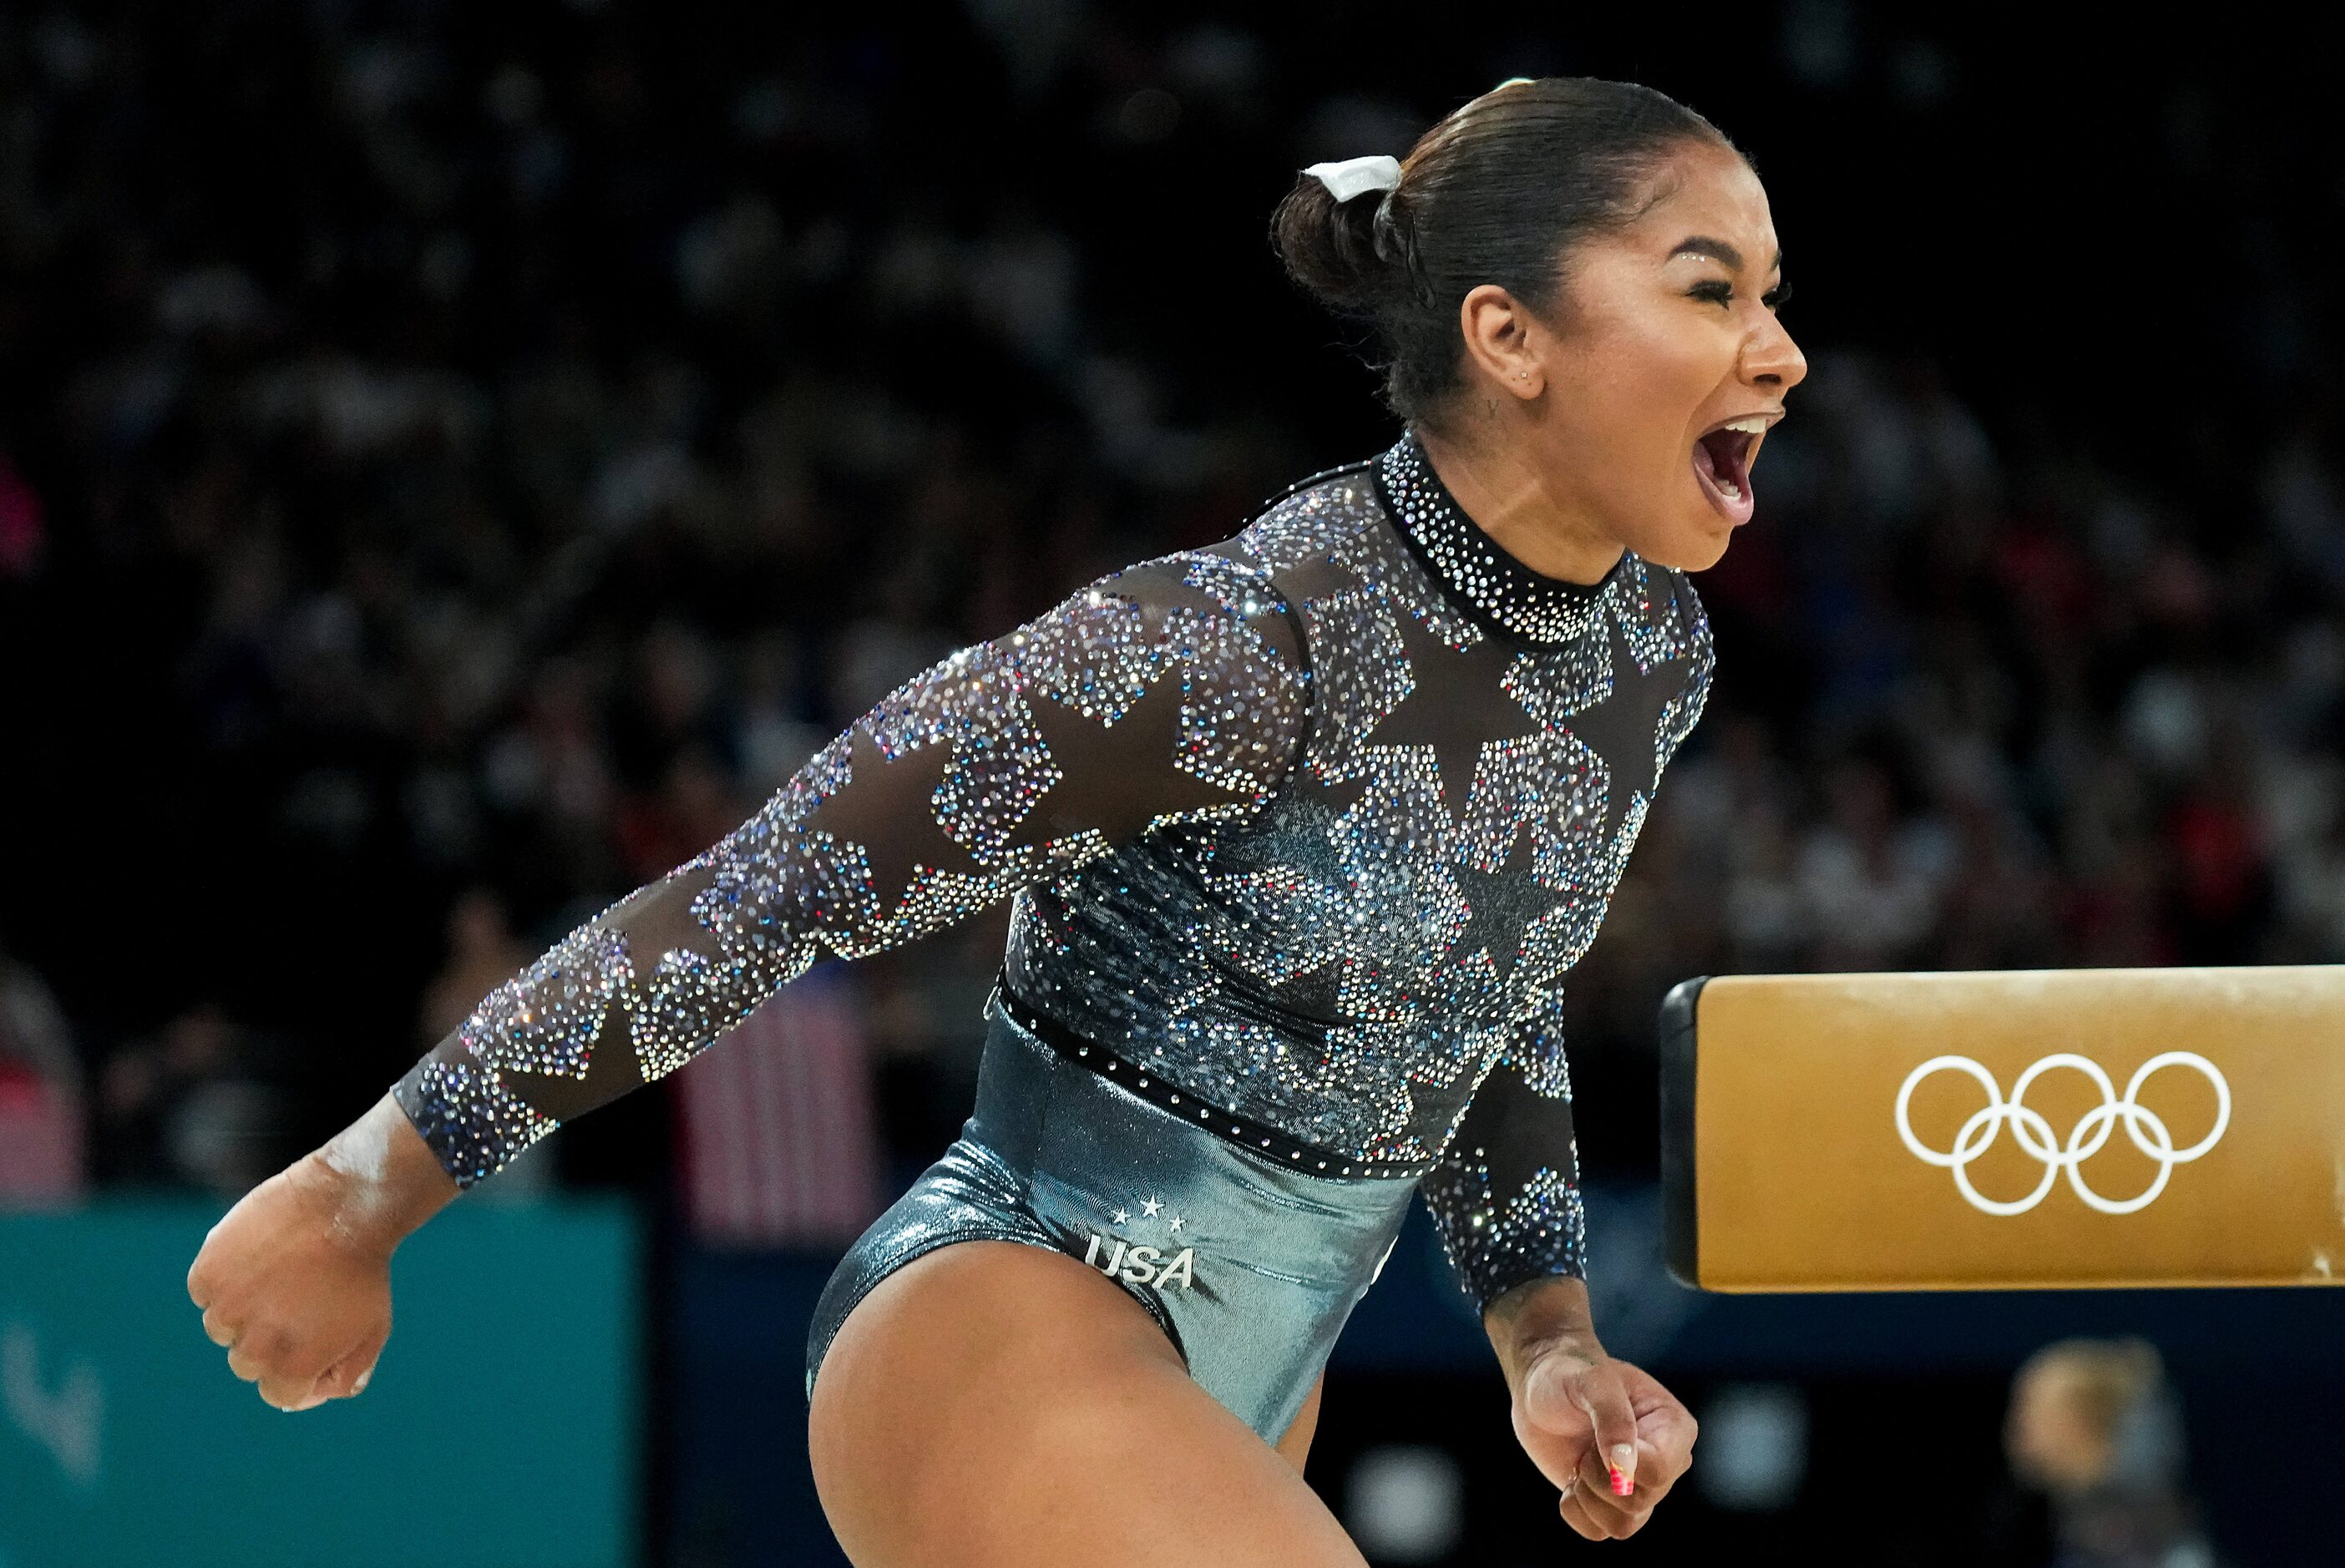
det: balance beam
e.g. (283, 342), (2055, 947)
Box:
(1658, 968), (2345, 1292)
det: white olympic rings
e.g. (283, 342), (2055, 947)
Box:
(1893, 1052), (2231, 1216)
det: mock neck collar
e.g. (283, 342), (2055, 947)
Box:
(1372, 434), (1628, 648)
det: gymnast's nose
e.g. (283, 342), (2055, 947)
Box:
(1742, 310), (1806, 394)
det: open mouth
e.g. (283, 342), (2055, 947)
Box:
(1692, 417), (1766, 525)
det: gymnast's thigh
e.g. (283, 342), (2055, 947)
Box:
(806, 1239), (1366, 1568)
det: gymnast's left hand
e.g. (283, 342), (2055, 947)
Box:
(1486, 1282), (1697, 1541)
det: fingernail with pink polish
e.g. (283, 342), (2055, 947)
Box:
(1608, 1464), (1633, 1497)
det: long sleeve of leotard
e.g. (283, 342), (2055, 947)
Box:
(393, 550), (1310, 1186)
(1417, 993), (1587, 1311)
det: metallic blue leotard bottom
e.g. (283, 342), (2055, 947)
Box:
(803, 994), (1417, 1444)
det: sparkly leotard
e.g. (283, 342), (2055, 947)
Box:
(394, 433), (1712, 1319)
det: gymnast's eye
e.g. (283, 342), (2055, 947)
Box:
(1687, 279), (1733, 306)
(1762, 281), (1792, 311)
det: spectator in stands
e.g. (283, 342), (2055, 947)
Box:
(2003, 1338), (2220, 1568)
(96, 1004), (296, 1197)
(0, 950), (84, 1206)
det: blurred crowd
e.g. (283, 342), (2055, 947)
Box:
(0, 3), (2337, 1242)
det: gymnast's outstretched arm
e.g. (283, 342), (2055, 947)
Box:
(393, 549), (1308, 1186)
(185, 548), (1309, 1409)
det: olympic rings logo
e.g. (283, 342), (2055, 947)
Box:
(1894, 1053), (2231, 1216)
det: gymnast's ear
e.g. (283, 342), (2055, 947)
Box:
(1456, 282), (1546, 402)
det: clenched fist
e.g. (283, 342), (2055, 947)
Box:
(1481, 1274), (1699, 1543)
(185, 1093), (458, 1411)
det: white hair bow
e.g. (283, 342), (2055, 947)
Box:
(1303, 154), (1400, 203)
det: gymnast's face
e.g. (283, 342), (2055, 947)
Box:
(1455, 139), (1806, 574)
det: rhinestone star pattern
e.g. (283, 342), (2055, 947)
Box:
(1005, 438), (1713, 1306)
(394, 554), (1309, 1184)
(1421, 1157), (1590, 1307)
(397, 438), (1714, 1312)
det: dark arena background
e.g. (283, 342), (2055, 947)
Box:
(1, 4), (2338, 1565)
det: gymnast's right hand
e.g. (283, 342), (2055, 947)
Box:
(185, 1092), (458, 1411)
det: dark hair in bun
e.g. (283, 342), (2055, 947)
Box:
(1272, 77), (1736, 431)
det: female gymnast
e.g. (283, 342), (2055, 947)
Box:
(185, 76), (1803, 1561)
